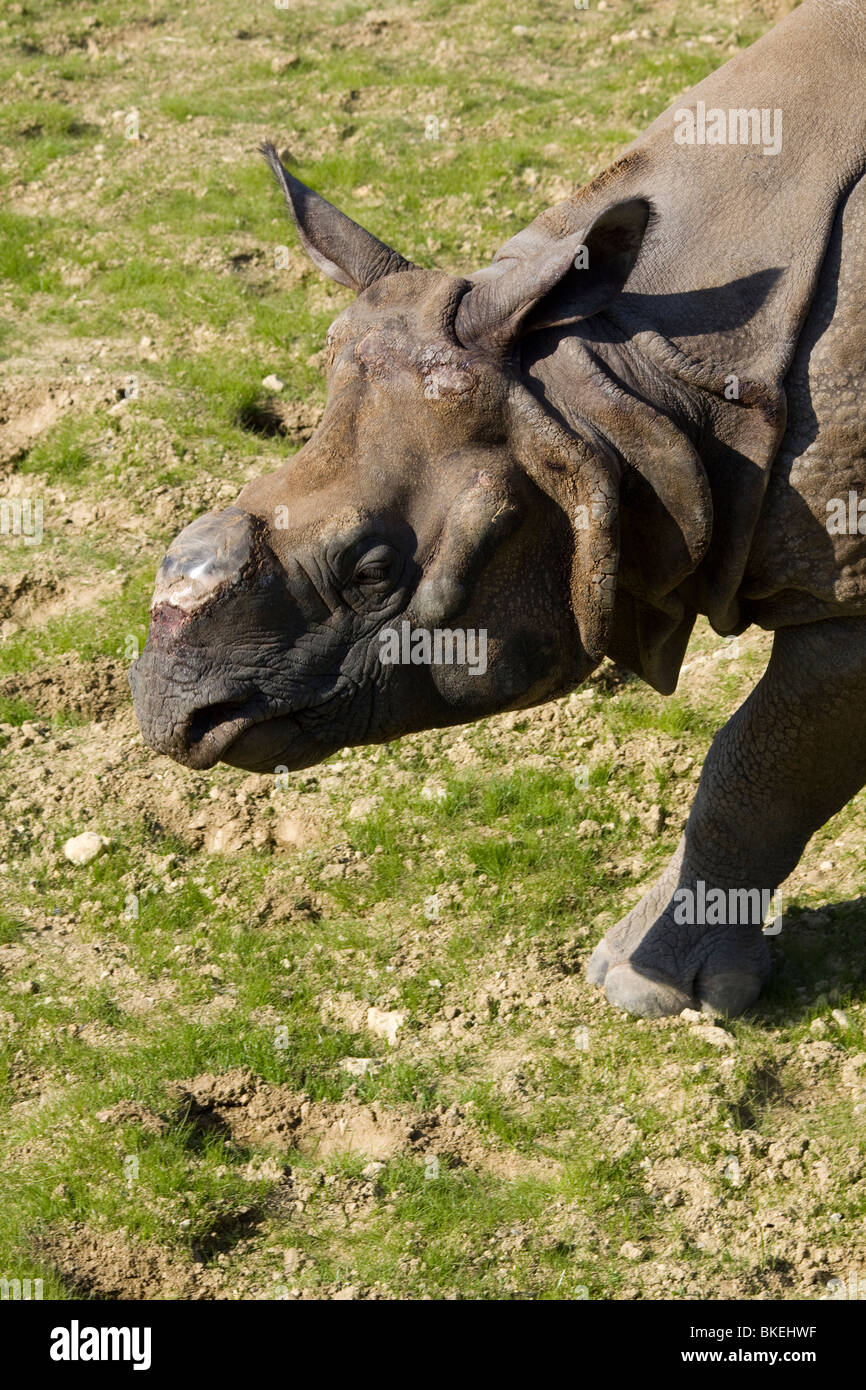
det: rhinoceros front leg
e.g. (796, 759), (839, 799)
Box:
(588, 617), (866, 1018)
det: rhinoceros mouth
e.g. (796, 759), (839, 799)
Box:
(181, 695), (348, 774)
(130, 645), (361, 774)
(183, 694), (277, 769)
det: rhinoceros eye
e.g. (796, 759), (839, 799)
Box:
(351, 544), (398, 588)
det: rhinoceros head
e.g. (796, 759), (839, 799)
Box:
(129, 145), (650, 773)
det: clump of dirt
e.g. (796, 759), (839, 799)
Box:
(236, 397), (324, 442)
(35, 1225), (208, 1300)
(0, 653), (129, 720)
(0, 376), (117, 470)
(94, 1099), (168, 1134)
(0, 574), (60, 626)
(586, 659), (636, 693)
(165, 1068), (554, 1177)
(169, 1067), (419, 1160)
(0, 565), (124, 641)
(0, 380), (73, 469)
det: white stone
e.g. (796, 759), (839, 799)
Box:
(339, 1057), (383, 1077)
(692, 1024), (734, 1049)
(63, 832), (109, 865)
(366, 1006), (406, 1046)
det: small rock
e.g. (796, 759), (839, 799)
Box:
(831, 1009), (850, 1030)
(692, 1024), (734, 1049)
(810, 1017), (828, 1038)
(283, 1247), (302, 1274)
(619, 1241), (644, 1261)
(271, 53), (300, 73)
(63, 832), (109, 865)
(262, 374), (285, 392)
(272, 816), (313, 850)
(320, 862), (346, 881)
(366, 1006), (406, 1046)
(420, 783), (447, 803)
(339, 1057), (382, 1077)
(361, 1161), (385, 1178)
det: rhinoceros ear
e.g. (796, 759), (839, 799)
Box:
(260, 142), (416, 292)
(456, 198), (650, 352)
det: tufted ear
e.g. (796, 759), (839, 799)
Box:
(456, 199), (650, 353)
(260, 142), (416, 292)
(506, 383), (621, 664)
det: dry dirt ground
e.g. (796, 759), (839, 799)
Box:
(0, 0), (864, 1301)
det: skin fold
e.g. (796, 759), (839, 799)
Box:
(130, 0), (866, 1018)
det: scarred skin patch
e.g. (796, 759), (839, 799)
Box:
(350, 328), (477, 401)
(415, 345), (476, 400)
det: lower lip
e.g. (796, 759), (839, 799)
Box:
(189, 713), (318, 774)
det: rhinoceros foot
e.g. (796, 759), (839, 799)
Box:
(587, 836), (772, 1019)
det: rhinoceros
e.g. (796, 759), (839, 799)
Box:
(130, 0), (866, 1019)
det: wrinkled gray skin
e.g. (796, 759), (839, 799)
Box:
(131, 0), (866, 1019)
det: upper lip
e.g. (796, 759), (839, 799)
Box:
(129, 646), (293, 768)
(129, 644), (357, 770)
